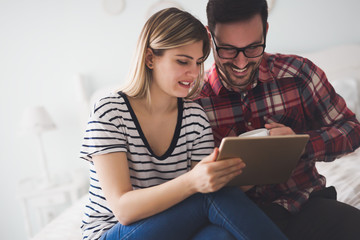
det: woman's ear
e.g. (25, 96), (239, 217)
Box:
(145, 48), (154, 69)
(205, 26), (212, 40)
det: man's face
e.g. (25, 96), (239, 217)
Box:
(212, 14), (267, 90)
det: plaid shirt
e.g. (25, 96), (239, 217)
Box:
(195, 53), (360, 213)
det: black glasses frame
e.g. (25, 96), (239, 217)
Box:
(211, 34), (266, 59)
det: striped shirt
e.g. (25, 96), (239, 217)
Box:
(80, 91), (214, 240)
(195, 53), (360, 213)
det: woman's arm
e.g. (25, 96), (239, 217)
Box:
(93, 148), (244, 225)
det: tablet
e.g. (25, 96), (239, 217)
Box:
(217, 134), (309, 186)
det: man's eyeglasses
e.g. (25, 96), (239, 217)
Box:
(211, 34), (266, 59)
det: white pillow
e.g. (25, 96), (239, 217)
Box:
(331, 78), (360, 117)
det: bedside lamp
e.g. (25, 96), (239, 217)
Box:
(20, 106), (56, 184)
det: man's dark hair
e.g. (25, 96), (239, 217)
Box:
(207, 0), (268, 38)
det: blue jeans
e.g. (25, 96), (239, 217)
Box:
(100, 187), (287, 240)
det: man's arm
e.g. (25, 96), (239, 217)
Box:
(299, 59), (360, 162)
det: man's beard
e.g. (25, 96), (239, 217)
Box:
(217, 61), (260, 90)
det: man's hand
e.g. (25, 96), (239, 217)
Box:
(265, 122), (295, 136)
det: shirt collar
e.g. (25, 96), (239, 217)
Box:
(205, 63), (226, 95)
(258, 53), (275, 83)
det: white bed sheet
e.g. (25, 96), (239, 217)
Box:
(316, 148), (360, 209)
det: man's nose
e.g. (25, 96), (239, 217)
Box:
(233, 51), (248, 69)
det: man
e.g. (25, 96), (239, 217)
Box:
(195, 0), (360, 239)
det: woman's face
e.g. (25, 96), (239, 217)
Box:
(150, 41), (204, 98)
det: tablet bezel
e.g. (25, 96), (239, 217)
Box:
(217, 134), (310, 186)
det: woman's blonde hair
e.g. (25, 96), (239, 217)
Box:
(121, 7), (210, 101)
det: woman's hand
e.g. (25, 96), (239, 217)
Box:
(188, 148), (245, 193)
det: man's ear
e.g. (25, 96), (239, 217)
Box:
(265, 22), (269, 36)
(145, 48), (154, 69)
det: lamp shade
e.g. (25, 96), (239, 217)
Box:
(20, 106), (56, 135)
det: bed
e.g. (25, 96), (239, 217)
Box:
(31, 44), (360, 239)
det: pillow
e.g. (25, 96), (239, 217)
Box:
(331, 78), (360, 117)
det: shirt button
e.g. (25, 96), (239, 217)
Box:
(247, 122), (252, 126)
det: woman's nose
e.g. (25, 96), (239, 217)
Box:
(187, 64), (200, 78)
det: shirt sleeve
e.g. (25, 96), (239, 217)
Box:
(299, 58), (360, 162)
(187, 102), (215, 162)
(80, 97), (128, 162)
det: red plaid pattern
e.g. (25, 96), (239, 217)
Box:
(195, 53), (360, 213)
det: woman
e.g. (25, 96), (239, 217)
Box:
(80, 7), (286, 240)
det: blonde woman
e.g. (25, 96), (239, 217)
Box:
(80, 8), (286, 240)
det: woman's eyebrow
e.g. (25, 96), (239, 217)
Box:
(176, 54), (205, 61)
(176, 54), (193, 59)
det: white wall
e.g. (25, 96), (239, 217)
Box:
(1, 0), (359, 239)
(267, 0), (360, 54)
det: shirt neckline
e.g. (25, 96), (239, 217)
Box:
(119, 91), (183, 160)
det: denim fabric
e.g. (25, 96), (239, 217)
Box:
(100, 187), (287, 240)
(192, 224), (236, 240)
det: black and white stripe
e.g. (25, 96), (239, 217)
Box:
(80, 92), (214, 240)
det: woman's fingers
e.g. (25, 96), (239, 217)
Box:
(199, 147), (219, 164)
(191, 151), (246, 193)
(216, 160), (244, 180)
(206, 166), (244, 191)
(212, 157), (245, 172)
(205, 158), (245, 189)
